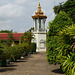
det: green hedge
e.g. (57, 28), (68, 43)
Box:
(31, 43), (36, 52)
(9, 43), (30, 61)
(0, 44), (11, 61)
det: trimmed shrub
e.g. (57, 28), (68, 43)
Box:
(9, 43), (30, 61)
(0, 44), (10, 67)
(31, 43), (36, 52)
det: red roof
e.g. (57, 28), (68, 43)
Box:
(0, 33), (23, 41)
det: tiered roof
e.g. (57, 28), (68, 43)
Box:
(32, 2), (47, 19)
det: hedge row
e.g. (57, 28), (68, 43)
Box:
(0, 42), (36, 67)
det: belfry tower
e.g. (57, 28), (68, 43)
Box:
(32, 3), (47, 52)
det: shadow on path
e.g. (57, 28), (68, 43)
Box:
(14, 60), (27, 63)
(52, 68), (64, 74)
(0, 68), (16, 72)
(6, 64), (17, 67)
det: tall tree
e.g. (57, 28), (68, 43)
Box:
(47, 11), (73, 64)
(48, 11), (73, 36)
(53, 0), (75, 23)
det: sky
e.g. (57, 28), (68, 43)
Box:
(0, 0), (66, 33)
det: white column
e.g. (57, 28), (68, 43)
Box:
(38, 18), (40, 30)
(38, 18), (41, 30)
(39, 19), (41, 30)
(43, 19), (45, 30)
(34, 19), (37, 31)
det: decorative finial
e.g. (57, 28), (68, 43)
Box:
(39, 2), (40, 6)
(32, 2), (47, 19)
(37, 2), (41, 12)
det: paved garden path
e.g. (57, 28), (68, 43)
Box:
(0, 52), (64, 75)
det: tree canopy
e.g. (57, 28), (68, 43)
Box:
(48, 11), (73, 36)
(0, 30), (13, 33)
(53, 0), (75, 23)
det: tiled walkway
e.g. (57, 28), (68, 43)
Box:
(0, 52), (64, 75)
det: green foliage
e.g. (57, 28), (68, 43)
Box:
(27, 27), (34, 32)
(53, 0), (75, 23)
(47, 11), (73, 64)
(55, 25), (75, 75)
(0, 44), (11, 61)
(8, 32), (14, 41)
(61, 53), (75, 75)
(48, 11), (73, 36)
(47, 36), (60, 64)
(0, 30), (13, 33)
(21, 32), (34, 45)
(47, 9), (75, 75)
(53, 3), (63, 15)
(9, 43), (30, 61)
(0, 46), (4, 61)
(31, 43), (36, 52)
(9, 46), (21, 61)
(0, 30), (14, 46)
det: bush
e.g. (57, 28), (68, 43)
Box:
(0, 44), (11, 61)
(0, 47), (4, 61)
(20, 32), (34, 45)
(9, 46), (21, 61)
(0, 44), (10, 67)
(47, 10), (75, 75)
(56, 25), (75, 75)
(31, 43), (36, 52)
(9, 43), (30, 61)
(47, 11), (73, 64)
(61, 53), (75, 75)
(48, 11), (73, 36)
(47, 36), (60, 64)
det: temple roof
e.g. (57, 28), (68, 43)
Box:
(0, 33), (23, 41)
(32, 2), (47, 19)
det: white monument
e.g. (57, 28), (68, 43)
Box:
(32, 3), (47, 52)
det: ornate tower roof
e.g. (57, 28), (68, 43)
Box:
(32, 2), (47, 19)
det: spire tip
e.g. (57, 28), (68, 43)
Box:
(39, 2), (40, 6)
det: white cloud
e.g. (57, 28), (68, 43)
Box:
(0, 25), (11, 30)
(0, 20), (11, 30)
(19, 28), (26, 32)
(15, 0), (27, 4)
(0, 0), (67, 32)
(0, 20), (11, 24)
(0, 3), (24, 19)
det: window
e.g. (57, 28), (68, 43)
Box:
(40, 42), (45, 49)
(40, 39), (45, 49)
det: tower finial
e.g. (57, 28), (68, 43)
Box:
(39, 2), (40, 6)
(37, 2), (41, 12)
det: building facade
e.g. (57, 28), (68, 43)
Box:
(32, 3), (47, 52)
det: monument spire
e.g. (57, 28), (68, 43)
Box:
(32, 2), (47, 19)
(37, 2), (42, 13)
(39, 2), (40, 6)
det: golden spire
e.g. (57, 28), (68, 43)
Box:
(39, 2), (40, 6)
(32, 2), (47, 19)
(37, 2), (41, 12)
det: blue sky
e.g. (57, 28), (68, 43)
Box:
(0, 0), (66, 32)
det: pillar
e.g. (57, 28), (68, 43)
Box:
(43, 19), (45, 30)
(34, 19), (37, 31)
(38, 18), (41, 30)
